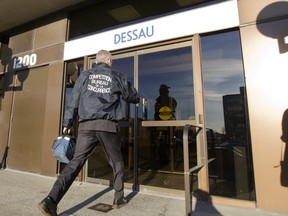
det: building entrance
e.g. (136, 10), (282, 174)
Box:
(86, 40), (206, 194)
(69, 30), (255, 202)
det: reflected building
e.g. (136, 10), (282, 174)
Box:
(223, 87), (248, 143)
(207, 86), (253, 200)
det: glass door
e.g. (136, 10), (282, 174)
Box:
(68, 30), (254, 202)
(136, 42), (201, 191)
(85, 42), (204, 192)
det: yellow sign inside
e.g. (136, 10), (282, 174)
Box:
(159, 106), (173, 120)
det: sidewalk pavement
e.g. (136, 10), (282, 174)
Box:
(0, 169), (287, 216)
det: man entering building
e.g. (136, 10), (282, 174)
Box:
(38, 50), (139, 216)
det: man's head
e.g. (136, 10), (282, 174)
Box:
(159, 84), (170, 95)
(96, 50), (112, 67)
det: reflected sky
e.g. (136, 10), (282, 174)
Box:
(113, 47), (195, 120)
(138, 47), (194, 120)
(202, 30), (245, 133)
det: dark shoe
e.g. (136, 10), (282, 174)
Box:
(112, 197), (128, 209)
(38, 197), (58, 216)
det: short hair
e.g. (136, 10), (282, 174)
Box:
(96, 50), (112, 63)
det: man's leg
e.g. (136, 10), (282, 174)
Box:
(96, 131), (126, 207)
(38, 130), (98, 216)
(48, 130), (97, 203)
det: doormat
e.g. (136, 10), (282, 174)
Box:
(88, 203), (113, 213)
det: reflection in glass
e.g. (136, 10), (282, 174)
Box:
(138, 47), (194, 120)
(154, 84), (178, 120)
(113, 57), (135, 119)
(201, 31), (255, 200)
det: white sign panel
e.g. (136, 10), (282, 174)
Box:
(64, 0), (239, 60)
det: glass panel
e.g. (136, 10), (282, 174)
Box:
(59, 60), (84, 173)
(138, 46), (196, 190)
(138, 47), (194, 121)
(201, 31), (255, 200)
(64, 60), (84, 128)
(87, 56), (136, 184)
(113, 56), (135, 119)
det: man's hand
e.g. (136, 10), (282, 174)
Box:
(63, 127), (71, 135)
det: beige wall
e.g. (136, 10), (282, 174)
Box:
(40, 62), (64, 176)
(0, 77), (13, 168)
(0, 15), (67, 176)
(238, 0), (288, 213)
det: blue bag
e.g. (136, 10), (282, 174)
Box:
(51, 135), (76, 164)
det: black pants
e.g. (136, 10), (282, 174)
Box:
(48, 130), (124, 204)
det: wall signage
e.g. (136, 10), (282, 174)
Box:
(13, 54), (37, 70)
(114, 25), (154, 44)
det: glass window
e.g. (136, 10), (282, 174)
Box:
(65, 60), (84, 111)
(59, 59), (84, 173)
(201, 30), (255, 200)
(113, 56), (135, 119)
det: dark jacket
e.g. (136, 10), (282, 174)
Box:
(63, 62), (139, 127)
